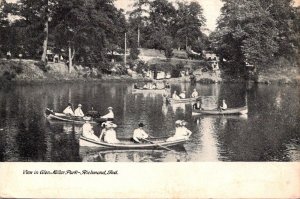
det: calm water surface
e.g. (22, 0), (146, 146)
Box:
(0, 82), (299, 162)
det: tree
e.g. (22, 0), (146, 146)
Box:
(175, 1), (206, 50)
(128, 0), (150, 48)
(51, 0), (126, 70)
(145, 0), (176, 50)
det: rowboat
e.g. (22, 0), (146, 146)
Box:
(192, 106), (248, 115)
(79, 136), (188, 150)
(132, 88), (170, 94)
(45, 108), (110, 124)
(166, 97), (198, 104)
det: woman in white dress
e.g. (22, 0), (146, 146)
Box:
(99, 121), (120, 144)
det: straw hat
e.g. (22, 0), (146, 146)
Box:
(103, 121), (117, 128)
(78, 104), (82, 107)
(108, 107), (113, 110)
(175, 120), (182, 125)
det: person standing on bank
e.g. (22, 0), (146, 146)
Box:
(132, 123), (149, 143)
(63, 102), (74, 116)
(74, 104), (84, 117)
(101, 107), (114, 120)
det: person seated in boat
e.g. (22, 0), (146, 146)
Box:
(191, 89), (199, 98)
(179, 91), (186, 99)
(150, 83), (157, 89)
(143, 83), (149, 89)
(220, 99), (228, 111)
(101, 107), (114, 120)
(193, 99), (202, 110)
(165, 82), (170, 89)
(172, 91), (180, 100)
(99, 121), (120, 144)
(132, 122), (149, 143)
(74, 104), (84, 117)
(63, 103), (74, 116)
(133, 83), (139, 89)
(82, 116), (98, 141)
(167, 120), (192, 141)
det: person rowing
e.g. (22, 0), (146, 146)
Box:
(172, 91), (180, 100)
(82, 116), (98, 141)
(220, 99), (228, 111)
(193, 99), (202, 110)
(101, 107), (114, 120)
(166, 120), (192, 141)
(74, 104), (84, 117)
(63, 102), (74, 116)
(132, 122), (149, 143)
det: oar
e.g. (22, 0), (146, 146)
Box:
(141, 138), (176, 152)
(148, 135), (170, 139)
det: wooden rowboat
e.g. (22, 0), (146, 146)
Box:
(166, 97), (198, 104)
(192, 106), (248, 115)
(132, 88), (170, 94)
(45, 108), (110, 124)
(79, 136), (188, 150)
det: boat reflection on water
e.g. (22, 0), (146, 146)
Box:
(80, 145), (188, 162)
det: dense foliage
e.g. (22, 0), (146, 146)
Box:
(211, 0), (299, 75)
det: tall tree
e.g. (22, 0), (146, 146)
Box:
(175, 1), (206, 50)
(128, 0), (150, 48)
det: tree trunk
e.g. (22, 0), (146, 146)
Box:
(68, 43), (72, 73)
(138, 26), (140, 48)
(41, 0), (49, 62)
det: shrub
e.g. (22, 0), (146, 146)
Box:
(35, 61), (49, 72)
(129, 47), (140, 60)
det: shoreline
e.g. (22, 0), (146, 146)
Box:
(0, 59), (299, 86)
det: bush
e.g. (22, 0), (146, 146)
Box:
(35, 61), (49, 72)
(129, 47), (140, 60)
(2, 71), (16, 81)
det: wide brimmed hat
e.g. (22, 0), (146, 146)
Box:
(175, 120), (182, 125)
(181, 120), (187, 126)
(108, 107), (113, 110)
(138, 122), (144, 127)
(102, 121), (117, 128)
(83, 116), (91, 121)
(68, 102), (72, 106)
(78, 104), (82, 107)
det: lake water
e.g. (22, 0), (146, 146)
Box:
(0, 82), (299, 162)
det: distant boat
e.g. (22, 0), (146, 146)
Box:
(166, 97), (198, 104)
(45, 108), (111, 124)
(192, 106), (248, 115)
(132, 88), (170, 94)
(79, 136), (188, 150)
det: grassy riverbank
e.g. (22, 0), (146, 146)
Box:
(0, 58), (299, 86)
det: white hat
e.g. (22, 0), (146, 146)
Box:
(108, 107), (113, 110)
(83, 116), (91, 121)
(181, 120), (187, 126)
(78, 104), (82, 107)
(175, 120), (182, 125)
(102, 121), (117, 128)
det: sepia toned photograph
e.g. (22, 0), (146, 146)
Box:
(0, 0), (299, 197)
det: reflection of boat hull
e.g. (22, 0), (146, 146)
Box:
(192, 106), (248, 115)
(166, 97), (197, 104)
(132, 88), (170, 94)
(79, 136), (188, 149)
(45, 108), (110, 124)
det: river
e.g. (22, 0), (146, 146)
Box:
(0, 82), (299, 162)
